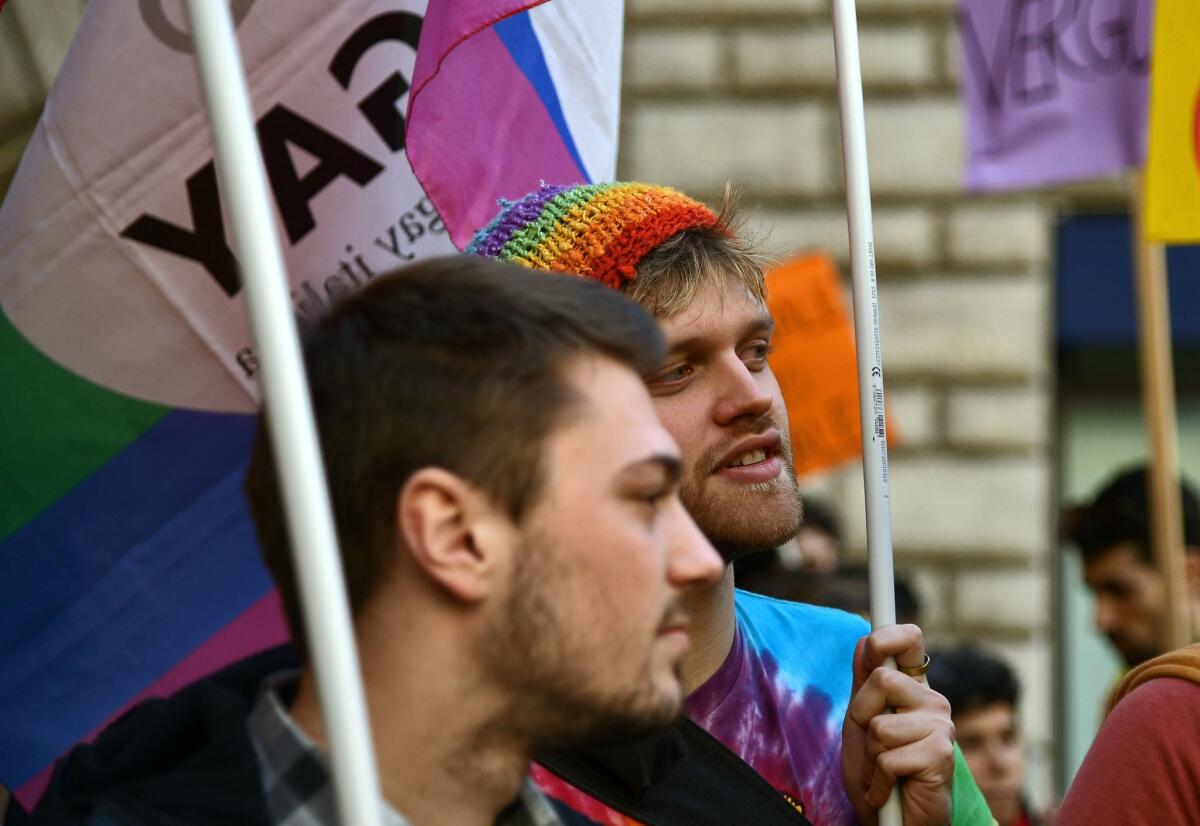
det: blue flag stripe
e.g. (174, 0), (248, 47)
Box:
(0, 409), (272, 786)
(494, 11), (592, 183)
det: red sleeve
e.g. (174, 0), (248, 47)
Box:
(1058, 677), (1200, 826)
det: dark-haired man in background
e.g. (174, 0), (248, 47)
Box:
(1062, 465), (1200, 667)
(928, 646), (1044, 826)
(29, 257), (724, 826)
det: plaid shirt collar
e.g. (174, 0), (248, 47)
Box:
(246, 671), (563, 826)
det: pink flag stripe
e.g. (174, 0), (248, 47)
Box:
(408, 1), (543, 106)
(407, 2), (586, 247)
(14, 591), (289, 810)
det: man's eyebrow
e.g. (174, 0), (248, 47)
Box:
(666, 313), (775, 355)
(623, 453), (683, 484)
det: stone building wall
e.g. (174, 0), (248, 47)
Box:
(619, 0), (1126, 805)
(0, 2), (87, 195)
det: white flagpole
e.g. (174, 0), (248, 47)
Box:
(183, 3), (383, 825)
(829, 0), (901, 824)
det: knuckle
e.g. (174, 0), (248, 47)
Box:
(874, 752), (898, 781)
(928, 688), (953, 716)
(880, 666), (906, 691)
(867, 714), (889, 741)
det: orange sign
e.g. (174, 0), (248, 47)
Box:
(766, 252), (897, 479)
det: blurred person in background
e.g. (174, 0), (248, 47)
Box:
(1061, 465), (1200, 667)
(739, 561), (923, 628)
(735, 495), (923, 627)
(733, 497), (843, 589)
(785, 497), (843, 575)
(927, 645), (1048, 826)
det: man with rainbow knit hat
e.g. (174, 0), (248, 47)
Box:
(470, 182), (995, 826)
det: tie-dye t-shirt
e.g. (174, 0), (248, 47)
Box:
(684, 591), (866, 823)
(534, 590), (995, 826)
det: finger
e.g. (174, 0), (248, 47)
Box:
(864, 712), (947, 761)
(848, 667), (947, 730)
(862, 624), (925, 673)
(864, 737), (954, 809)
(851, 636), (870, 696)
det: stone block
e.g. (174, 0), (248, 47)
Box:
(860, 25), (937, 87)
(888, 384), (939, 449)
(754, 208), (849, 260)
(988, 637), (1055, 740)
(940, 23), (961, 84)
(901, 564), (950, 629)
(758, 205), (938, 268)
(733, 26), (835, 87)
(857, 0), (956, 12)
(734, 25), (934, 88)
(946, 386), (1049, 449)
(839, 455), (1051, 555)
(625, 29), (723, 91)
(879, 278), (1049, 378)
(628, 0), (824, 18)
(621, 102), (832, 196)
(865, 98), (964, 194)
(955, 566), (1049, 630)
(947, 202), (1051, 266)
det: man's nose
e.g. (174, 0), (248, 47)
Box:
(710, 354), (772, 426)
(666, 498), (724, 589)
(1094, 596), (1117, 633)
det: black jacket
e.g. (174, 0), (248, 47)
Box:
(29, 646), (300, 825)
(26, 644), (806, 826)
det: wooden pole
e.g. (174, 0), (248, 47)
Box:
(1131, 170), (1191, 652)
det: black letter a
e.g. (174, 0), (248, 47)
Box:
(257, 104), (384, 244)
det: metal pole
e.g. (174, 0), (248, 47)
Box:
(183, 3), (383, 824)
(829, 0), (901, 823)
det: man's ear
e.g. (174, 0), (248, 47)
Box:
(397, 468), (511, 603)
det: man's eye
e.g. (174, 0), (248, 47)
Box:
(644, 488), (670, 507)
(633, 487), (671, 513)
(959, 736), (983, 752)
(651, 364), (693, 384)
(742, 342), (774, 363)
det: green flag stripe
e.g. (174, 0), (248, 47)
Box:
(0, 308), (169, 541)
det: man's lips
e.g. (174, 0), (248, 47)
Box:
(712, 431), (784, 484)
(658, 615), (691, 649)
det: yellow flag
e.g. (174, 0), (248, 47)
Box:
(1144, 0), (1200, 243)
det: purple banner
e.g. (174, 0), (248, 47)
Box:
(958, 0), (1152, 191)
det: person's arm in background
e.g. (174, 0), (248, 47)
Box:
(1058, 678), (1200, 825)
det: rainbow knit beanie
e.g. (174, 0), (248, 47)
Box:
(466, 182), (720, 289)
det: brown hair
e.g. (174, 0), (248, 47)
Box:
(245, 255), (666, 657)
(624, 186), (768, 317)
